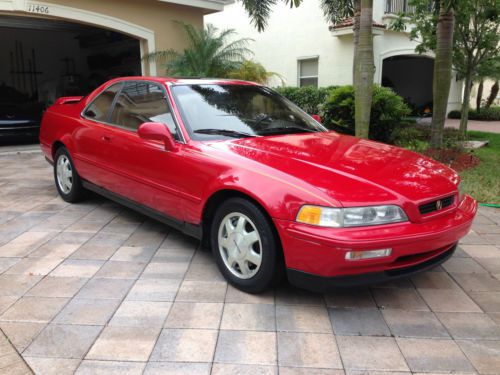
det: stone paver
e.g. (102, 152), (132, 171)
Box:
(337, 336), (409, 372)
(215, 330), (277, 366)
(1, 151), (500, 374)
(151, 328), (218, 362)
(0, 328), (32, 374)
(397, 338), (475, 373)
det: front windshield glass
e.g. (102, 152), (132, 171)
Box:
(171, 84), (326, 140)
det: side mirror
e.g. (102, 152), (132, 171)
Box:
(138, 122), (177, 151)
(311, 114), (322, 124)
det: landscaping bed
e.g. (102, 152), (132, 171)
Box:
(459, 131), (500, 204)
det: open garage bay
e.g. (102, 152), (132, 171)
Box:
(0, 15), (141, 145)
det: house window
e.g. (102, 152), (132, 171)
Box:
(298, 58), (319, 87)
(385, 0), (416, 15)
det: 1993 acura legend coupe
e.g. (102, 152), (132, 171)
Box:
(40, 77), (477, 293)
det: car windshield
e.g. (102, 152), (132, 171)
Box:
(171, 84), (326, 140)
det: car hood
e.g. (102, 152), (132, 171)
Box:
(206, 131), (459, 207)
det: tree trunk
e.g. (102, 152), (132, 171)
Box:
(476, 79), (483, 112)
(459, 73), (472, 141)
(485, 80), (499, 108)
(352, 0), (361, 81)
(430, 4), (455, 149)
(354, 0), (374, 139)
(353, 0), (361, 80)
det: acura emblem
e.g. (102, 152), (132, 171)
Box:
(436, 200), (442, 210)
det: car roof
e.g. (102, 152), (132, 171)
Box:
(107, 76), (261, 86)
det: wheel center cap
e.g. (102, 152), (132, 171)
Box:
(229, 233), (245, 257)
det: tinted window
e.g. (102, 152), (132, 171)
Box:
(84, 83), (122, 122)
(110, 81), (178, 138)
(171, 84), (325, 140)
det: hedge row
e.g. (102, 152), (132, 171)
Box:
(448, 107), (500, 121)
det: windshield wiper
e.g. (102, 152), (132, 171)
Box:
(257, 126), (317, 135)
(194, 128), (255, 138)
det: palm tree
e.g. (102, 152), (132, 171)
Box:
(354, 0), (374, 138)
(144, 23), (253, 77)
(485, 80), (499, 108)
(241, 0), (374, 139)
(228, 60), (284, 85)
(400, 0), (458, 148)
(431, 1), (455, 148)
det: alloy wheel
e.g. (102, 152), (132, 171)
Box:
(56, 154), (73, 194)
(218, 212), (262, 279)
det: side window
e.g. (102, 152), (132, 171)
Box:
(83, 83), (122, 122)
(110, 81), (178, 139)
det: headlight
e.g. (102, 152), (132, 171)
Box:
(296, 205), (408, 227)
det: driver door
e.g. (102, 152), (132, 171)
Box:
(99, 81), (187, 221)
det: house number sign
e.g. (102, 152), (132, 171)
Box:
(26, 3), (50, 14)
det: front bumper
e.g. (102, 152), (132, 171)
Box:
(275, 195), (477, 291)
(287, 243), (456, 292)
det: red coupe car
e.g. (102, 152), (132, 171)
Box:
(39, 77), (477, 293)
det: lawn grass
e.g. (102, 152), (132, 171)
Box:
(460, 131), (500, 204)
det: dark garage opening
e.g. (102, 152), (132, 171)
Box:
(0, 15), (141, 143)
(382, 55), (434, 116)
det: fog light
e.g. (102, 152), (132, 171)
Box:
(345, 248), (392, 260)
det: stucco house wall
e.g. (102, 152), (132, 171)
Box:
(206, 0), (463, 113)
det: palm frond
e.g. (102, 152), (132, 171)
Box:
(240, 0), (303, 32)
(240, 0), (277, 32)
(143, 49), (179, 64)
(320, 0), (355, 24)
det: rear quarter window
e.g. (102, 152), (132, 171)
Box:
(83, 83), (122, 122)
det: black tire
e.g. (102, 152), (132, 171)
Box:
(53, 147), (85, 203)
(210, 197), (283, 293)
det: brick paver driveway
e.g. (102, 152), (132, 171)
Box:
(1, 150), (500, 375)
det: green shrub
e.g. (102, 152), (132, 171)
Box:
(320, 85), (411, 142)
(318, 85), (355, 134)
(391, 125), (428, 152)
(448, 106), (500, 121)
(274, 86), (336, 114)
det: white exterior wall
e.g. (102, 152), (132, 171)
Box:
(206, 0), (463, 112)
(207, 0), (348, 87)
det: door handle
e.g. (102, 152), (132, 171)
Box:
(102, 135), (113, 142)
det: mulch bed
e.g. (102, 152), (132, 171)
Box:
(424, 148), (481, 172)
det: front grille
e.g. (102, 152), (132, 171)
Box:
(419, 195), (454, 215)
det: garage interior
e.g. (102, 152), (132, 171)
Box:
(0, 15), (142, 112)
(382, 55), (434, 116)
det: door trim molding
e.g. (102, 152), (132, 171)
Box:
(82, 180), (203, 239)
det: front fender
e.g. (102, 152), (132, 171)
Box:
(184, 144), (339, 224)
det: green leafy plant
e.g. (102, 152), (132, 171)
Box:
(320, 85), (411, 142)
(452, 0), (500, 139)
(228, 60), (283, 85)
(144, 23), (253, 77)
(274, 86), (337, 114)
(448, 107), (500, 121)
(391, 125), (428, 152)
